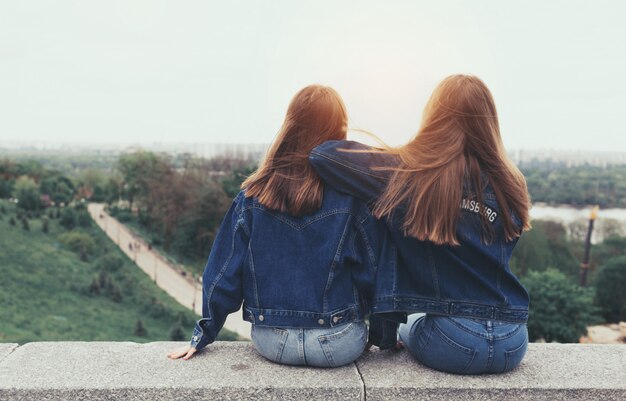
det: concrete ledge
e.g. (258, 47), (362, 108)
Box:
(0, 342), (624, 400)
(0, 344), (17, 363)
(0, 342), (362, 401)
(358, 344), (626, 401)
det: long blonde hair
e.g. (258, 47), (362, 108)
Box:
(242, 85), (348, 216)
(373, 75), (531, 245)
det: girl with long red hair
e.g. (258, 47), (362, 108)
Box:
(310, 75), (531, 374)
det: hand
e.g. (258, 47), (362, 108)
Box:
(167, 345), (198, 360)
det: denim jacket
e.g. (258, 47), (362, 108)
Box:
(189, 186), (391, 350)
(309, 140), (530, 332)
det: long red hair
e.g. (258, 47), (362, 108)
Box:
(373, 75), (531, 245)
(242, 85), (348, 216)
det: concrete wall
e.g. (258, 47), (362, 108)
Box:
(1, 342), (624, 400)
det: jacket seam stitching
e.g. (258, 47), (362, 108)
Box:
(310, 150), (387, 179)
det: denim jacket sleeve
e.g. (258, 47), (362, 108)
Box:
(309, 140), (393, 204)
(189, 193), (248, 350)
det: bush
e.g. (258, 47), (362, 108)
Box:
(13, 176), (40, 211)
(9, 217), (15, 226)
(523, 269), (600, 342)
(594, 256), (626, 322)
(59, 208), (77, 230)
(58, 231), (97, 260)
(42, 218), (49, 233)
(21, 218), (29, 231)
(76, 210), (92, 227)
(94, 254), (124, 273)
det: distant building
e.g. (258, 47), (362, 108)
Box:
(510, 149), (626, 168)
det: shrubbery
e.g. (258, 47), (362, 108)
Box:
(58, 231), (97, 260)
(594, 256), (626, 322)
(523, 269), (600, 342)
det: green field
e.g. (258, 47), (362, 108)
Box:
(0, 200), (237, 344)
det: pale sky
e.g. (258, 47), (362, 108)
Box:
(1, 1), (625, 150)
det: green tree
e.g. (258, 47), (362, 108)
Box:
(40, 175), (75, 205)
(13, 176), (40, 211)
(523, 269), (600, 342)
(134, 319), (148, 337)
(222, 165), (256, 198)
(594, 256), (626, 322)
(169, 321), (186, 341)
(511, 220), (579, 279)
(117, 151), (171, 211)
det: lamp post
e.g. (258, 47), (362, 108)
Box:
(579, 205), (599, 287)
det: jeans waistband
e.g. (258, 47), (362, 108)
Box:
(372, 297), (528, 323)
(244, 305), (363, 328)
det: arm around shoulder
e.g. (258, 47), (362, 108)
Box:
(309, 140), (392, 203)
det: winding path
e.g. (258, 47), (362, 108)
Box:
(88, 203), (251, 340)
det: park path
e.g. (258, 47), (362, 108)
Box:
(87, 203), (251, 340)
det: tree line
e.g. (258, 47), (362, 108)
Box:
(523, 164), (626, 208)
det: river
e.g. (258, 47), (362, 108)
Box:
(530, 204), (626, 242)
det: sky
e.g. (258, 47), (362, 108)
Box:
(1, 1), (625, 150)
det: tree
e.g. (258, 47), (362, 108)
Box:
(77, 169), (107, 202)
(169, 321), (186, 341)
(594, 256), (626, 322)
(13, 176), (40, 211)
(40, 175), (74, 205)
(42, 217), (49, 233)
(523, 269), (600, 342)
(134, 319), (148, 337)
(511, 220), (579, 279)
(117, 151), (171, 211)
(88, 278), (101, 295)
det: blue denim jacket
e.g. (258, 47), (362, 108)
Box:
(189, 186), (390, 350)
(309, 140), (530, 329)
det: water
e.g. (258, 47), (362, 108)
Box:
(531, 204), (626, 223)
(530, 204), (626, 242)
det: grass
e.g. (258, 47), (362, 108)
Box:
(0, 200), (238, 344)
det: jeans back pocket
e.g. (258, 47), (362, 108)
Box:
(414, 320), (478, 374)
(251, 326), (289, 363)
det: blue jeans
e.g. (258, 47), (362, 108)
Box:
(399, 313), (528, 374)
(251, 321), (368, 368)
